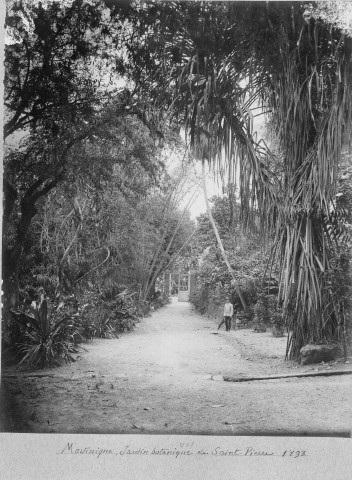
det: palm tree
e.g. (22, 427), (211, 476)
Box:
(129, 1), (352, 359)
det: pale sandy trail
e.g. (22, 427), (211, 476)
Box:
(1, 299), (351, 435)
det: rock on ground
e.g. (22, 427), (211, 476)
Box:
(300, 344), (339, 365)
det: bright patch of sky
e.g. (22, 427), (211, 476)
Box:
(168, 103), (269, 221)
(163, 142), (237, 221)
(188, 164), (223, 220)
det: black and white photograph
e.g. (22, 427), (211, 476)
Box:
(1, 0), (352, 477)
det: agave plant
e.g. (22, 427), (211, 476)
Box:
(11, 294), (83, 369)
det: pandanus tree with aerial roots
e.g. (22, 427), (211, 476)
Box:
(127, 1), (352, 359)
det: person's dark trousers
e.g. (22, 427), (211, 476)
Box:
(224, 316), (231, 331)
(218, 317), (225, 330)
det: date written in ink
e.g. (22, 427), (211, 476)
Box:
(282, 450), (307, 458)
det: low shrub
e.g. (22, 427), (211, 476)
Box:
(10, 296), (84, 369)
(78, 286), (139, 335)
(189, 285), (209, 314)
(106, 289), (138, 332)
(150, 291), (170, 310)
(271, 310), (285, 337)
(84, 306), (118, 339)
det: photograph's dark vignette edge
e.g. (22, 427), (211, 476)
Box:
(1, 0), (5, 376)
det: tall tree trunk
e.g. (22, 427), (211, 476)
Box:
(1, 250), (20, 346)
(2, 198), (38, 342)
(202, 161), (247, 310)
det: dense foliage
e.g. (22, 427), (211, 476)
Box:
(3, 130), (196, 367)
(124, 1), (352, 358)
(3, 1), (197, 369)
(189, 192), (280, 329)
(3, 0), (352, 366)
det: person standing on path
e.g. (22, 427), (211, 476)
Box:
(218, 297), (234, 331)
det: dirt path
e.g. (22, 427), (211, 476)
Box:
(1, 299), (351, 435)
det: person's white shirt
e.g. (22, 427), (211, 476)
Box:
(223, 302), (233, 316)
